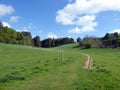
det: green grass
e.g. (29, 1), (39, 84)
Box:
(0, 43), (120, 90)
(0, 43), (85, 90)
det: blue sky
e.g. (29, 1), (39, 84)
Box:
(1, 0), (120, 40)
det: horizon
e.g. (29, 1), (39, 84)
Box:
(1, 0), (120, 40)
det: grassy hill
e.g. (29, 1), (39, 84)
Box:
(0, 43), (120, 90)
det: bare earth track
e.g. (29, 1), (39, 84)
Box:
(80, 53), (93, 69)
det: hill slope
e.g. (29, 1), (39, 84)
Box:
(0, 43), (85, 90)
(0, 43), (120, 90)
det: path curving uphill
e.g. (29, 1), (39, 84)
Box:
(80, 53), (93, 69)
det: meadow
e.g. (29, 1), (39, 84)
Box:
(0, 43), (120, 90)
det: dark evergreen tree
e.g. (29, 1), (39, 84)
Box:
(33, 36), (41, 47)
(0, 21), (3, 29)
(77, 37), (81, 43)
(41, 38), (52, 48)
(51, 38), (55, 47)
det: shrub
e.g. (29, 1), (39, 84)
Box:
(84, 43), (91, 49)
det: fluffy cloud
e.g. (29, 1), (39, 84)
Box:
(0, 4), (14, 17)
(47, 32), (58, 39)
(76, 15), (97, 26)
(2, 22), (11, 28)
(10, 16), (20, 23)
(109, 29), (120, 33)
(56, 0), (120, 34)
(68, 26), (94, 34)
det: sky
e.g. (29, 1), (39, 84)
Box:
(1, 0), (120, 40)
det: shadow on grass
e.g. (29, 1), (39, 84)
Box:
(72, 45), (80, 48)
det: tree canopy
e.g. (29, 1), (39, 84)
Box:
(0, 21), (75, 48)
(41, 37), (75, 48)
(0, 21), (120, 48)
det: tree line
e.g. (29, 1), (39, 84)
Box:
(0, 21), (74, 48)
(0, 21), (35, 46)
(77, 32), (120, 48)
(101, 32), (120, 48)
(41, 38), (74, 48)
(1, 21), (120, 49)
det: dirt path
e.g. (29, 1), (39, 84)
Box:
(85, 54), (92, 69)
(80, 53), (93, 69)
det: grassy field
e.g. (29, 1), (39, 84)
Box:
(0, 43), (120, 90)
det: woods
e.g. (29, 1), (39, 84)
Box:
(41, 37), (74, 48)
(77, 33), (120, 48)
(1, 21), (120, 48)
(0, 21), (74, 48)
(101, 33), (120, 48)
(0, 21), (33, 45)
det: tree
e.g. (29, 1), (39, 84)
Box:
(41, 37), (75, 48)
(84, 43), (91, 49)
(77, 37), (81, 43)
(55, 38), (62, 46)
(114, 32), (119, 39)
(51, 38), (55, 47)
(33, 36), (41, 47)
(17, 32), (23, 40)
(76, 37), (84, 47)
(116, 37), (120, 47)
(0, 21), (3, 29)
(61, 37), (74, 45)
(0, 21), (4, 42)
(21, 31), (32, 45)
(103, 33), (110, 40)
(101, 32), (120, 48)
(41, 38), (52, 48)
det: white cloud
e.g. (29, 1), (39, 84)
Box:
(68, 15), (97, 34)
(56, 11), (75, 25)
(56, 0), (120, 34)
(109, 29), (120, 33)
(76, 15), (97, 26)
(67, 36), (72, 38)
(47, 32), (58, 39)
(57, 0), (120, 18)
(10, 16), (20, 23)
(2, 22), (11, 28)
(0, 4), (14, 17)
(16, 29), (20, 32)
(68, 26), (94, 34)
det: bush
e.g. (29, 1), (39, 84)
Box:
(0, 72), (26, 83)
(84, 43), (91, 49)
